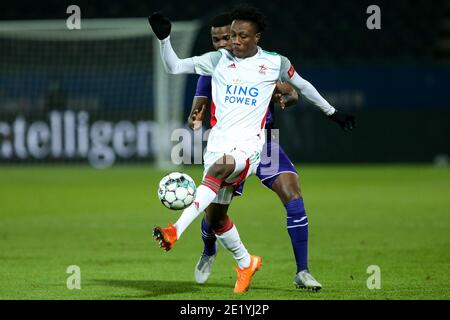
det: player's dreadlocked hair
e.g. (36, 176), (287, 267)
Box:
(230, 4), (267, 33)
(210, 12), (233, 28)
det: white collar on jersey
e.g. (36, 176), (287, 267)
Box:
(234, 46), (262, 62)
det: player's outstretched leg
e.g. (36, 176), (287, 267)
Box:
(153, 224), (177, 251)
(195, 216), (219, 284)
(152, 175), (222, 251)
(153, 154), (236, 252)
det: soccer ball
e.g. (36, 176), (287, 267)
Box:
(158, 172), (197, 210)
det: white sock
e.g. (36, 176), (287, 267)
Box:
(174, 184), (217, 238)
(215, 225), (251, 269)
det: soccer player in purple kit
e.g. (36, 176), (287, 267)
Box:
(189, 12), (320, 290)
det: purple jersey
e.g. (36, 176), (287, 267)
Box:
(194, 75), (275, 128)
(195, 75), (212, 99)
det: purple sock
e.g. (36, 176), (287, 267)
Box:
(285, 198), (309, 272)
(201, 217), (217, 256)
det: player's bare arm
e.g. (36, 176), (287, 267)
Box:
(272, 81), (299, 109)
(188, 96), (208, 130)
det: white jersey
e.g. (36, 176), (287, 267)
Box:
(159, 37), (335, 153)
(193, 48), (280, 153)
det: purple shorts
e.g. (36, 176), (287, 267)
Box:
(234, 141), (297, 195)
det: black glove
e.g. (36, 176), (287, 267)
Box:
(328, 110), (356, 131)
(148, 12), (171, 40)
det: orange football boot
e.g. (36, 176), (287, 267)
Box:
(233, 255), (262, 293)
(152, 224), (177, 251)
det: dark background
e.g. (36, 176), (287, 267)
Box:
(1, 0), (449, 163)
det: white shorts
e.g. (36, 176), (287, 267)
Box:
(203, 147), (261, 205)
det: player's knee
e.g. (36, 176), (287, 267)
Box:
(282, 190), (302, 204)
(208, 156), (235, 181)
(211, 218), (228, 231)
(208, 164), (231, 181)
(205, 215), (227, 231)
(276, 185), (302, 204)
(272, 174), (302, 205)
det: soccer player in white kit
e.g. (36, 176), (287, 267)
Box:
(149, 6), (355, 293)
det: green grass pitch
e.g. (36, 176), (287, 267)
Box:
(0, 165), (449, 300)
